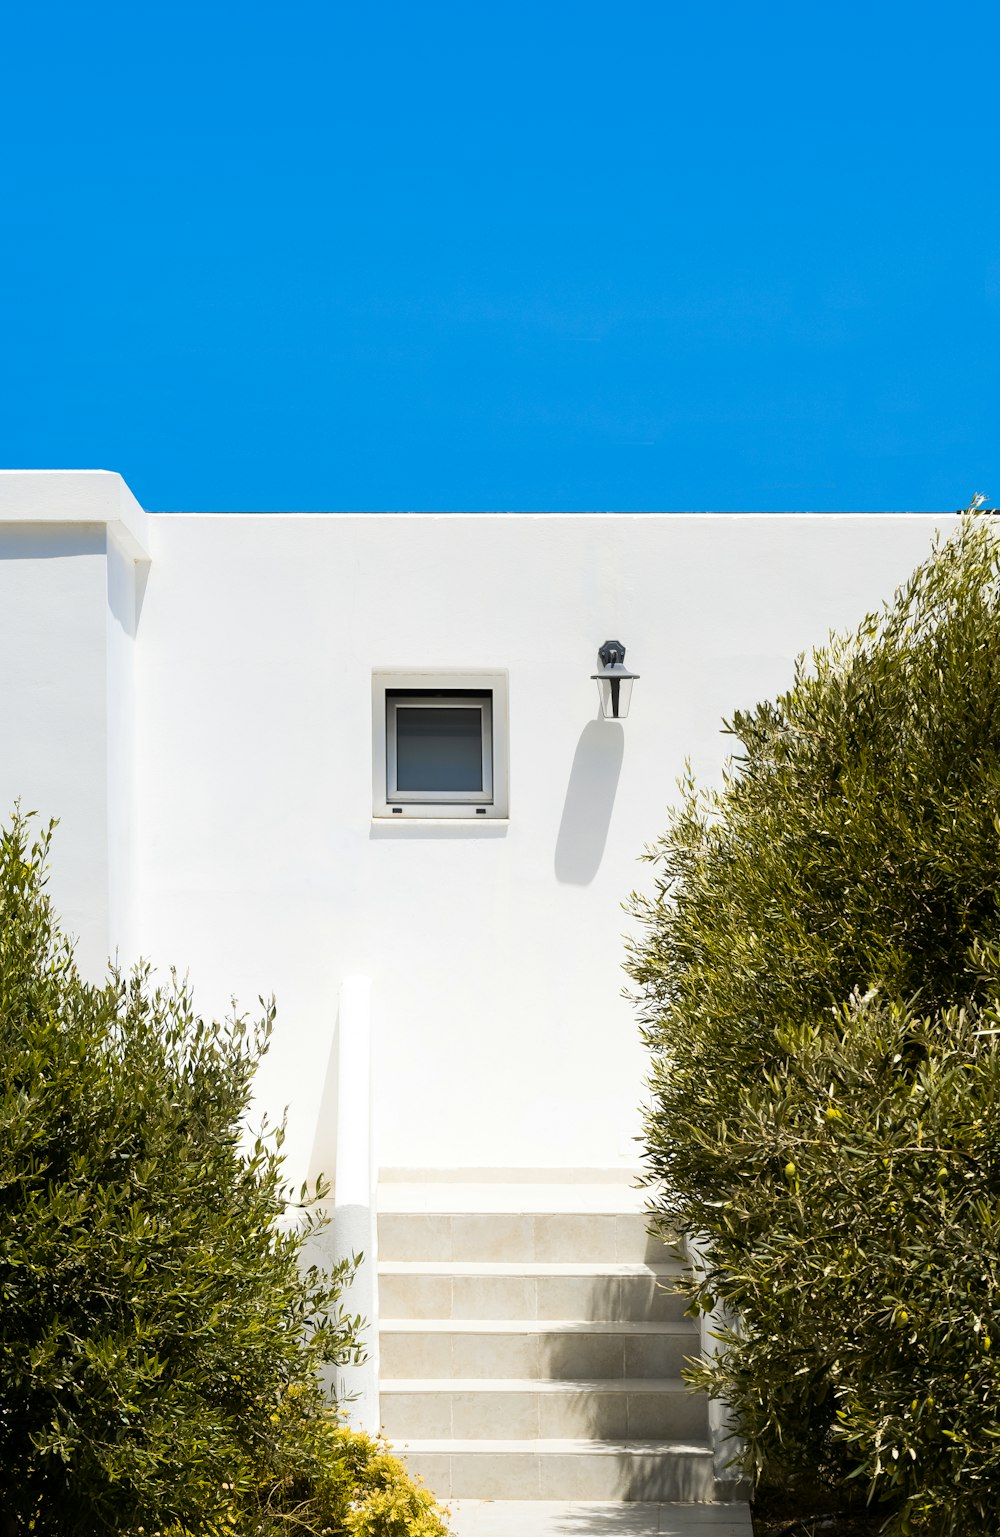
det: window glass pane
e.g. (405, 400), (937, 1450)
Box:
(395, 707), (483, 792)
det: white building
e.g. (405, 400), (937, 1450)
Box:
(0, 471), (951, 1516)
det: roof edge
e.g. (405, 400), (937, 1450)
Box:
(0, 471), (149, 561)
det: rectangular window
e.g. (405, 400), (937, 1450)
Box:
(387, 693), (493, 803)
(372, 672), (508, 819)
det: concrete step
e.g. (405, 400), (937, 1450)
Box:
(445, 1501), (753, 1536)
(380, 1376), (709, 1441)
(378, 1208), (671, 1264)
(396, 1437), (715, 1501)
(378, 1260), (689, 1322)
(378, 1179), (654, 1211)
(376, 1181), (676, 1266)
(379, 1319), (699, 1380)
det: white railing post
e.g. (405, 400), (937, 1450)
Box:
(331, 976), (380, 1430)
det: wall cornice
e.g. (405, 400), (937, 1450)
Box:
(0, 471), (149, 561)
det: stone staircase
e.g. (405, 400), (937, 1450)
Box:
(377, 1176), (716, 1502)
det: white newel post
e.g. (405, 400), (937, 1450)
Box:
(331, 975), (380, 1431)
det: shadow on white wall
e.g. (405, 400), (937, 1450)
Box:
(554, 718), (624, 885)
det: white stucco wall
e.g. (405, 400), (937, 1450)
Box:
(0, 520), (110, 973)
(0, 476), (959, 1183)
(129, 508), (956, 1183)
(0, 474), (149, 975)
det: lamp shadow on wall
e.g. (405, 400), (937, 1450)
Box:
(554, 718), (624, 886)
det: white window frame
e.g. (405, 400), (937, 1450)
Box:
(372, 670), (509, 820)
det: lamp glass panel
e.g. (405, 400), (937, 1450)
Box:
(395, 706), (483, 791)
(597, 676), (633, 719)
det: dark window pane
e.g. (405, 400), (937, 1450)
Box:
(396, 707), (483, 792)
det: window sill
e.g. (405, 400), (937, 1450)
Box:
(372, 816), (509, 826)
(369, 816), (509, 839)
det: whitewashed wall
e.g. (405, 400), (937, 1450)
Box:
(0, 473), (148, 975)
(0, 475), (957, 1184)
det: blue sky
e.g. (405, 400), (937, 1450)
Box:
(1, 2), (996, 511)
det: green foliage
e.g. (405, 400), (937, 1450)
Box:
(253, 1413), (450, 1537)
(328, 1426), (449, 1537)
(628, 514), (1000, 1534)
(0, 809), (370, 1535)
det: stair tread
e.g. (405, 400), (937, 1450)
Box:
(445, 1501), (752, 1535)
(378, 1260), (683, 1276)
(378, 1184), (652, 1214)
(380, 1318), (697, 1334)
(392, 1437), (713, 1455)
(382, 1377), (694, 1393)
(444, 1502), (752, 1535)
(380, 1168), (646, 1183)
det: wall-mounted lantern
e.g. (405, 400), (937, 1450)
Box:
(592, 640), (639, 720)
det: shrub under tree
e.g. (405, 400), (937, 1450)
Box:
(628, 513), (1000, 1535)
(0, 809), (448, 1536)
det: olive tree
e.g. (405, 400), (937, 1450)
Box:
(0, 810), (365, 1535)
(628, 511), (1000, 1534)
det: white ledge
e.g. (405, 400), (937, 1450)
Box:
(371, 817), (510, 828)
(0, 471), (150, 561)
